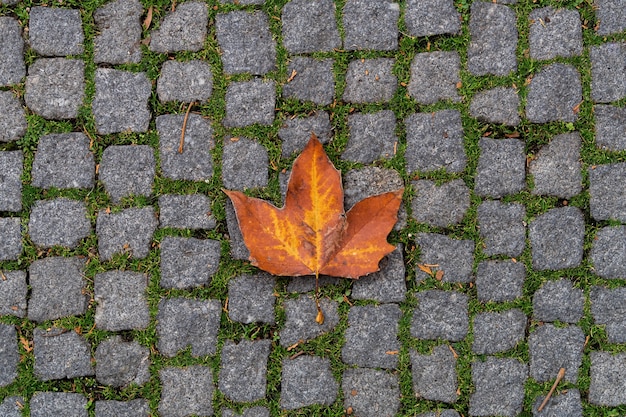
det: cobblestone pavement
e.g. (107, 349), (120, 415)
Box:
(1, 0), (626, 416)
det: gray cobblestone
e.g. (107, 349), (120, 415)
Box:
(28, 7), (83, 56)
(0, 17), (25, 86)
(93, 0), (143, 64)
(33, 327), (94, 381)
(0, 91), (27, 142)
(149, 2), (207, 53)
(157, 60), (213, 103)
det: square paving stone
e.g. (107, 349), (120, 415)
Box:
(415, 233), (473, 283)
(157, 298), (222, 357)
(0, 218), (21, 261)
(526, 63), (582, 123)
(530, 132), (582, 198)
(595, 0), (626, 35)
(343, 58), (397, 103)
(405, 110), (466, 174)
(529, 7), (582, 60)
(477, 200), (526, 257)
(0, 17), (25, 86)
(342, 0), (399, 51)
(279, 295), (339, 347)
(404, 0), (460, 37)
(219, 339), (271, 402)
(529, 324), (585, 383)
(160, 237), (221, 289)
(475, 137), (525, 198)
(30, 392), (87, 417)
(469, 87), (520, 126)
(285, 275), (340, 293)
(467, 2), (518, 76)
(476, 260), (526, 303)
(408, 51), (461, 105)
(589, 162), (626, 222)
(533, 279), (584, 323)
(342, 368), (400, 417)
(149, 2), (208, 53)
(222, 407), (269, 417)
(92, 68), (151, 134)
(28, 198), (91, 249)
(283, 57), (334, 105)
(223, 79), (275, 127)
(281, 0), (341, 53)
(469, 357), (527, 417)
(590, 286), (626, 343)
(157, 113), (215, 181)
(93, 0), (143, 64)
(28, 7), (83, 56)
(278, 111), (332, 157)
(96, 207), (158, 261)
(0, 324), (18, 387)
(591, 43), (626, 103)
(228, 273), (276, 324)
(216, 11), (276, 75)
(159, 194), (216, 230)
(94, 270), (150, 331)
(0, 270), (27, 317)
(25, 58), (85, 120)
(99, 145), (155, 203)
(33, 327), (94, 381)
(352, 245), (406, 303)
(157, 60), (213, 103)
(0, 396), (23, 417)
(472, 309), (527, 354)
(280, 355), (338, 409)
(95, 336), (150, 387)
(31, 133), (95, 189)
(416, 412), (460, 417)
(222, 137), (269, 190)
(95, 399), (149, 417)
(589, 351), (626, 406)
(0, 151), (22, 212)
(591, 226), (626, 279)
(0, 91), (27, 142)
(595, 104), (626, 151)
(529, 206), (584, 270)
(341, 110), (397, 163)
(411, 290), (468, 341)
(411, 345), (458, 403)
(28, 256), (89, 322)
(532, 388), (582, 417)
(411, 179), (470, 227)
(159, 366), (214, 417)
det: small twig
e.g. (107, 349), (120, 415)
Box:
(178, 101), (194, 154)
(538, 367), (566, 412)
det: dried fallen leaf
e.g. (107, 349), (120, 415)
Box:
(20, 336), (32, 353)
(435, 270), (444, 281)
(143, 6), (153, 30)
(417, 264), (433, 275)
(505, 131), (520, 138)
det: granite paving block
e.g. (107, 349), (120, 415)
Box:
(408, 51), (461, 105)
(28, 256), (88, 322)
(160, 237), (221, 289)
(411, 179), (470, 227)
(222, 137), (269, 190)
(529, 207), (584, 270)
(0, 270), (27, 317)
(532, 389), (582, 417)
(157, 60), (214, 102)
(469, 357), (527, 417)
(591, 226), (626, 279)
(28, 7), (83, 56)
(94, 271), (150, 331)
(589, 162), (626, 222)
(411, 345), (458, 403)
(529, 7), (583, 60)
(279, 295), (339, 347)
(93, 68), (151, 134)
(530, 132), (582, 198)
(0, 324), (17, 387)
(475, 137), (526, 198)
(30, 392), (88, 417)
(222, 407), (269, 417)
(591, 43), (626, 103)
(283, 57), (334, 105)
(95, 336), (150, 387)
(590, 286), (626, 343)
(529, 324), (584, 383)
(472, 309), (527, 354)
(343, 58), (397, 103)
(95, 399), (150, 417)
(342, 368), (400, 417)
(342, 0), (399, 51)
(31, 133), (95, 189)
(93, 0), (143, 64)
(216, 11), (276, 75)
(477, 200), (526, 257)
(405, 110), (466, 174)
(159, 194), (216, 230)
(0, 17), (25, 86)
(280, 355), (338, 409)
(219, 339), (271, 402)
(149, 2), (207, 53)
(590, 351), (626, 406)
(467, 2), (518, 76)
(411, 290), (468, 341)
(341, 110), (397, 163)
(476, 260), (526, 303)
(415, 233), (473, 283)
(0, 91), (27, 142)
(25, 58), (85, 120)
(99, 145), (155, 202)
(228, 273), (276, 324)
(595, 0), (626, 35)
(223, 79), (275, 127)
(28, 198), (91, 249)
(159, 366), (214, 417)
(286, 275), (340, 293)
(416, 412), (460, 417)
(33, 327), (94, 380)
(469, 87), (520, 126)
(96, 207), (158, 261)
(278, 111), (332, 157)
(281, 0), (341, 53)
(352, 245), (406, 303)
(404, 0), (460, 36)
(0, 151), (22, 212)
(533, 279), (584, 323)
(157, 298), (222, 357)
(226, 199), (250, 261)
(220, 0), (265, 3)
(0, 218), (21, 261)
(526, 63), (582, 123)
(595, 104), (626, 151)
(0, 396), (23, 417)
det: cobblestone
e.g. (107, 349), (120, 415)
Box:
(280, 356), (337, 409)
(282, 58), (334, 105)
(0, 324), (17, 387)
(281, 0), (341, 53)
(529, 7), (583, 60)
(222, 137), (269, 190)
(96, 207), (158, 261)
(412, 290), (468, 341)
(218, 339), (271, 402)
(94, 270), (150, 331)
(411, 345), (458, 403)
(342, 368), (400, 417)
(157, 60), (213, 103)
(475, 137), (526, 198)
(93, 0), (143, 64)
(33, 327), (93, 381)
(526, 63), (582, 123)
(343, 58), (397, 103)
(159, 366), (214, 417)
(341, 110), (397, 163)
(31, 133), (95, 189)
(30, 392), (87, 417)
(343, 0), (399, 51)
(533, 279), (584, 323)
(408, 51), (461, 104)
(595, 104), (626, 151)
(95, 336), (150, 387)
(404, 0), (460, 37)
(589, 162), (626, 222)
(530, 132), (582, 198)
(529, 206), (584, 270)
(95, 399), (150, 417)
(411, 179), (470, 227)
(472, 309), (527, 355)
(590, 43), (626, 103)
(0, 218), (21, 262)
(149, 2), (207, 53)
(227, 273), (276, 324)
(469, 87), (520, 126)
(28, 198), (91, 249)
(0, 270), (27, 318)
(0, 91), (27, 142)
(159, 236), (221, 289)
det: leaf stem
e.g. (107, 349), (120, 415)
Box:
(315, 270), (324, 325)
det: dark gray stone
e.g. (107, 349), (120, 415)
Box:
(95, 336), (150, 387)
(94, 270), (150, 331)
(0, 270), (27, 317)
(411, 345), (458, 404)
(93, 0), (143, 64)
(223, 79), (275, 127)
(469, 357), (527, 417)
(95, 399), (150, 417)
(352, 245), (406, 303)
(0, 218), (21, 261)
(228, 273), (276, 324)
(411, 179), (470, 227)
(0, 17), (25, 86)
(99, 145), (155, 203)
(0, 151), (22, 212)
(281, 0), (341, 53)
(477, 200), (526, 257)
(285, 276), (341, 293)
(343, 0), (399, 51)
(279, 295), (339, 347)
(341, 110), (397, 163)
(529, 207), (584, 270)
(33, 327), (94, 381)
(412, 290), (468, 341)
(529, 7), (582, 60)
(530, 132), (582, 198)
(590, 286), (626, 343)
(93, 68), (151, 134)
(596, 0), (626, 35)
(533, 279), (584, 323)
(591, 226), (626, 279)
(589, 351), (626, 406)
(415, 233), (473, 283)
(595, 104), (626, 151)
(31, 133), (95, 189)
(149, 2), (207, 53)
(28, 256), (89, 322)
(343, 58), (397, 103)
(157, 297), (222, 357)
(0, 324), (17, 387)
(0, 91), (27, 142)
(591, 42), (626, 103)
(472, 309), (527, 354)
(219, 339), (271, 402)
(280, 355), (338, 409)
(160, 236), (220, 289)
(220, 0), (265, 3)
(532, 389), (582, 417)
(96, 207), (158, 261)
(158, 194), (216, 230)
(476, 260), (526, 303)
(408, 51), (461, 104)
(222, 137), (269, 190)
(30, 392), (87, 417)
(278, 111), (332, 157)
(222, 407), (269, 417)
(28, 198), (91, 249)
(157, 60), (213, 102)
(28, 7), (83, 56)
(475, 137), (526, 198)
(469, 87), (520, 126)
(404, 0), (460, 37)
(0, 396), (23, 417)
(342, 368), (400, 417)
(405, 110), (466, 174)
(226, 199), (249, 261)
(529, 324), (585, 383)
(467, 2), (518, 76)
(589, 162), (626, 222)
(159, 366), (214, 417)
(526, 63), (582, 123)
(416, 412), (460, 417)
(283, 57), (334, 105)
(25, 58), (85, 120)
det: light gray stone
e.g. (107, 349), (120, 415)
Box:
(95, 336), (150, 387)
(591, 226), (626, 280)
(529, 324), (585, 383)
(342, 368), (400, 417)
(475, 137), (526, 198)
(408, 51), (461, 104)
(99, 145), (155, 203)
(0, 151), (22, 212)
(589, 162), (626, 222)
(281, 0), (341, 53)
(93, 0), (143, 64)
(223, 79), (275, 127)
(527, 63), (582, 123)
(31, 133), (95, 189)
(159, 366), (214, 417)
(0, 91), (26, 142)
(404, 0), (460, 37)
(589, 351), (626, 406)
(469, 357), (527, 417)
(95, 399), (150, 417)
(529, 206), (584, 270)
(0, 396), (23, 417)
(94, 270), (150, 331)
(33, 327), (94, 381)
(0, 218), (22, 261)
(411, 290), (468, 341)
(157, 60), (213, 102)
(595, 0), (626, 35)
(160, 236), (221, 289)
(416, 233), (473, 283)
(28, 7), (84, 56)
(228, 273), (276, 324)
(158, 194), (216, 230)
(352, 245), (406, 303)
(469, 87), (520, 126)
(411, 179), (470, 227)
(529, 7), (583, 60)
(96, 207), (158, 261)
(28, 198), (91, 249)
(341, 110), (397, 163)
(279, 295), (339, 347)
(283, 57), (334, 105)
(278, 111), (332, 157)
(476, 260), (526, 303)
(280, 356), (338, 409)
(0, 17), (25, 86)
(595, 104), (626, 151)
(411, 345), (458, 403)
(533, 279), (584, 323)
(591, 42), (626, 103)
(532, 389), (583, 417)
(590, 286), (626, 343)
(219, 339), (271, 402)
(530, 132), (582, 198)
(30, 392), (87, 417)
(0, 270), (27, 317)
(472, 309), (527, 354)
(149, 2), (207, 53)
(222, 137), (269, 190)
(342, 0), (399, 51)
(0, 324), (18, 387)
(477, 200), (526, 257)
(343, 58), (397, 103)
